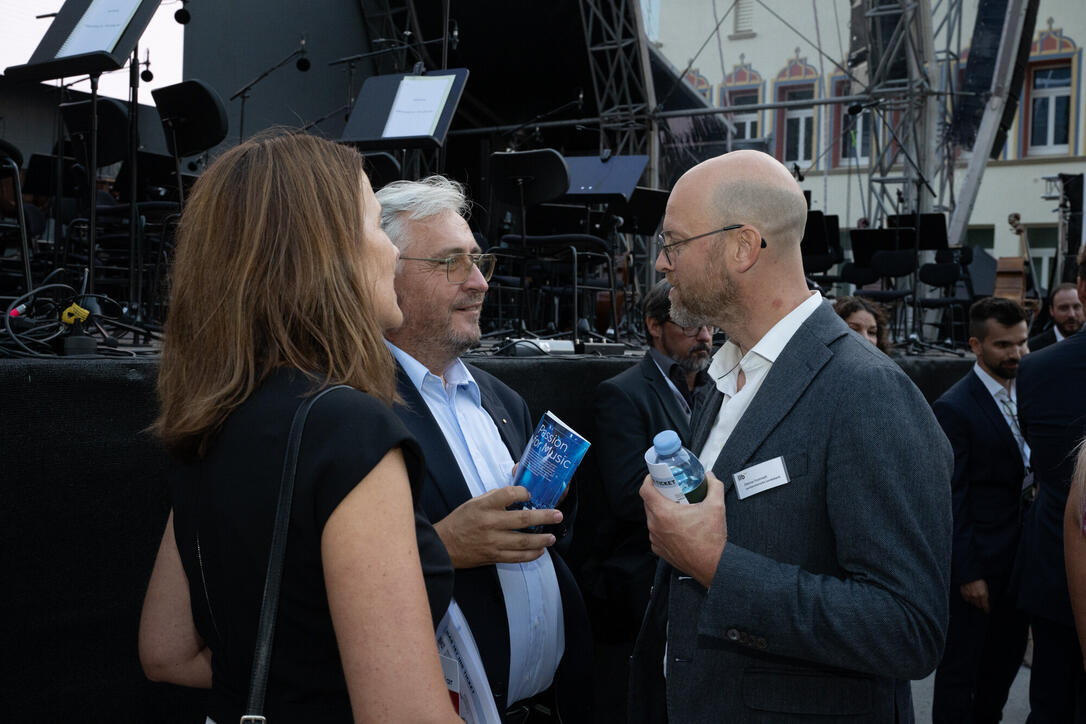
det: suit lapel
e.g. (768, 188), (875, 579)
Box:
(477, 376), (526, 459)
(642, 355), (692, 441)
(394, 364), (474, 514)
(691, 389), (724, 455)
(966, 370), (1023, 465)
(711, 304), (841, 493)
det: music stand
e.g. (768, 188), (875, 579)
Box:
(560, 155), (648, 204)
(4, 0), (162, 295)
(801, 211), (829, 256)
(887, 212), (948, 251)
(151, 80), (228, 205)
(614, 187), (668, 237)
(340, 69), (469, 151)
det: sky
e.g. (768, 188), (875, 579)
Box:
(0, 0), (185, 103)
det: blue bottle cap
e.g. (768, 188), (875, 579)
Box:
(653, 429), (682, 456)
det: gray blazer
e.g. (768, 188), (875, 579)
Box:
(628, 302), (953, 723)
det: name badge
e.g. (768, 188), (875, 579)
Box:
(732, 456), (790, 500)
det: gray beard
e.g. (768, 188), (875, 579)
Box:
(676, 353), (711, 374)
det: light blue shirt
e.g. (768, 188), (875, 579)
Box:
(388, 342), (565, 704)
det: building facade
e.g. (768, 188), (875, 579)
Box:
(651, 0), (1083, 286)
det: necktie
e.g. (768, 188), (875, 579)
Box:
(997, 392), (1031, 469)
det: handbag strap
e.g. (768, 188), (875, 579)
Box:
(242, 384), (350, 724)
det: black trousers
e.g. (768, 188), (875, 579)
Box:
(1025, 615), (1086, 724)
(932, 581), (1030, 724)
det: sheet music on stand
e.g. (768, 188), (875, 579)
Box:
(382, 75), (456, 139)
(341, 68), (468, 151)
(4, 0), (161, 82)
(56, 0), (142, 59)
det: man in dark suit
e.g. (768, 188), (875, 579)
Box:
(377, 176), (591, 724)
(627, 150), (952, 723)
(586, 280), (712, 721)
(932, 297), (1031, 724)
(1015, 255), (1086, 723)
(1028, 282), (1083, 351)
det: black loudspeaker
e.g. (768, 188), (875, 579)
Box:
(867, 0), (909, 83)
(952, 0), (1039, 152)
(1059, 173), (1083, 283)
(993, 0), (1039, 158)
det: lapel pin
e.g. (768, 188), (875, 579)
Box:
(502, 418), (508, 424)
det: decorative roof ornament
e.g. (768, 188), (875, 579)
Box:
(1031, 17), (1077, 57)
(777, 47), (819, 80)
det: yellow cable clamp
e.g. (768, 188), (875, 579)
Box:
(61, 303), (91, 325)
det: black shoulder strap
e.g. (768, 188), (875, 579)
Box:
(242, 384), (350, 724)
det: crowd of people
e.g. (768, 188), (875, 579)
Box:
(136, 132), (1086, 723)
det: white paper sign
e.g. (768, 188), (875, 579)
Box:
(382, 75), (455, 139)
(732, 456), (790, 500)
(56, 0), (142, 59)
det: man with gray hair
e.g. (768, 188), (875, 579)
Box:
(378, 175), (591, 723)
(628, 151), (952, 723)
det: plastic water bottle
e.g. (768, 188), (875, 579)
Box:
(644, 429), (707, 504)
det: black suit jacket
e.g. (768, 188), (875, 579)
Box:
(392, 361), (592, 722)
(932, 369), (1026, 589)
(1015, 329), (1086, 626)
(1027, 327), (1057, 352)
(586, 354), (700, 635)
(595, 354), (695, 523)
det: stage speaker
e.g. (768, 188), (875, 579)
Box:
(1059, 172), (1083, 283)
(867, 0), (909, 83)
(952, 0), (1039, 154)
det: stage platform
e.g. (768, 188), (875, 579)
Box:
(0, 351), (971, 720)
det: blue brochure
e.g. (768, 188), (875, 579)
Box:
(512, 411), (590, 509)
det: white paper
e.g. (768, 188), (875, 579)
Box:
(381, 74), (455, 139)
(56, 0), (142, 59)
(435, 600), (501, 724)
(732, 456), (790, 500)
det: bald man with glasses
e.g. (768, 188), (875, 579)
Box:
(378, 176), (592, 724)
(628, 151), (952, 723)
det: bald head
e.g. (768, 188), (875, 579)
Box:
(676, 150), (808, 252)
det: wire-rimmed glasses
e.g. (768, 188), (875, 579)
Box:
(655, 223), (766, 265)
(399, 252), (497, 283)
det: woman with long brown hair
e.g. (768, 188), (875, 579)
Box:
(138, 132), (459, 723)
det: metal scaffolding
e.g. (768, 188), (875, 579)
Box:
(578, 0), (659, 183)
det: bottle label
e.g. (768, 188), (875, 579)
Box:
(646, 460), (691, 504)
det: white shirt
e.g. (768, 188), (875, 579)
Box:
(1055, 326), (1066, 343)
(698, 292), (824, 470)
(972, 362), (1031, 468)
(388, 343), (565, 705)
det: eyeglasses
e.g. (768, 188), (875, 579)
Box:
(655, 223), (766, 265)
(399, 252), (497, 283)
(666, 320), (717, 337)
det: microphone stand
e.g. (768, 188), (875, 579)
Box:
(230, 46), (307, 145)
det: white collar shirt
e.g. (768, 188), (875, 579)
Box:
(388, 342), (564, 704)
(697, 292), (824, 471)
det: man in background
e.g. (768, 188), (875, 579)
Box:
(585, 279), (713, 722)
(932, 297), (1031, 724)
(1028, 282), (1083, 351)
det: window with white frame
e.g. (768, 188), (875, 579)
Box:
(1029, 64), (1071, 155)
(783, 88), (814, 166)
(841, 108), (873, 165)
(729, 92), (759, 140)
